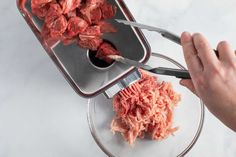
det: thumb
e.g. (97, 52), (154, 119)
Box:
(180, 79), (198, 96)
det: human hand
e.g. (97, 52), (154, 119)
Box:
(180, 32), (236, 131)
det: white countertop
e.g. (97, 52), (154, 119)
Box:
(0, 0), (236, 156)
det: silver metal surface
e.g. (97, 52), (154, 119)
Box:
(17, 0), (151, 98)
(115, 19), (181, 45)
(108, 55), (152, 70)
(104, 70), (141, 99)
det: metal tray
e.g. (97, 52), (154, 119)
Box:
(16, 0), (151, 98)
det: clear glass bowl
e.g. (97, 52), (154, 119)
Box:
(87, 53), (204, 157)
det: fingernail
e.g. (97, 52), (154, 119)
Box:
(181, 32), (192, 44)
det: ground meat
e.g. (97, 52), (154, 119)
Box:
(111, 70), (181, 145)
(96, 42), (120, 63)
(67, 17), (89, 38)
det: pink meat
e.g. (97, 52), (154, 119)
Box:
(45, 3), (63, 28)
(80, 25), (102, 36)
(59, 0), (81, 14)
(31, 0), (53, 6)
(49, 15), (68, 38)
(80, 0), (104, 23)
(65, 9), (77, 19)
(111, 70), (181, 145)
(78, 35), (103, 51)
(90, 7), (102, 24)
(100, 3), (117, 19)
(30, 0), (118, 63)
(96, 42), (120, 63)
(98, 21), (117, 33)
(67, 17), (89, 38)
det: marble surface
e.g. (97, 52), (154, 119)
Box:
(0, 0), (236, 156)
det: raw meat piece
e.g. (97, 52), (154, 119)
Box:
(111, 70), (181, 145)
(31, 0), (53, 6)
(45, 3), (63, 28)
(67, 17), (89, 37)
(98, 21), (117, 33)
(96, 42), (120, 63)
(87, 0), (105, 5)
(41, 24), (59, 46)
(79, 6), (93, 24)
(62, 37), (76, 45)
(41, 24), (51, 40)
(78, 35), (103, 51)
(65, 9), (77, 18)
(80, 0), (104, 23)
(49, 15), (68, 38)
(30, 0), (118, 63)
(80, 26), (102, 36)
(100, 3), (117, 19)
(31, 2), (51, 19)
(59, 0), (81, 14)
(90, 7), (102, 24)
(44, 3), (68, 38)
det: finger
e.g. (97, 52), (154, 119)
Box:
(217, 41), (235, 63)
(192, 33), (219, 69)
(180, 79), (198, 96)
(181, 32), (203, 78)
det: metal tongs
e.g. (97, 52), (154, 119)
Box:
(114, 19), (236, 79)
(109, 55), (191, 79)
(115, 19), (181, 45)
(112, 19), (190, 79)
(115, 19), (219, 56)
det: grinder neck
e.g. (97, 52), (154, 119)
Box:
(104, 69), (141, 99)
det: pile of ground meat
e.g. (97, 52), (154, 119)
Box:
(29, 0), (120, 63)
(111, 70), (181, 145)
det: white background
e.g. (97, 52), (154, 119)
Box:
(0, 0), (236, 156)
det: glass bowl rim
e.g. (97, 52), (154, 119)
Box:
(87, 52), (205, 157)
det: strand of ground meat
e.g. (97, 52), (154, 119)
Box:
(28, 0), (120, 63)
(111, 70), (181, 145)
